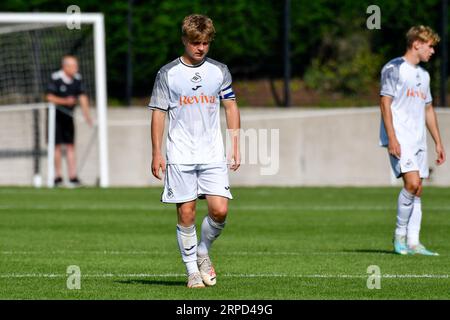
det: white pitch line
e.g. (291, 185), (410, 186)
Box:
(0, 204), (172, 211)
(1, 273), (449, 279)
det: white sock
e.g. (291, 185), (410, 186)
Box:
(176, 224), (199, 275)
(407, 196), (422, 247)
(197, 215), (225, 256)
(395, 188), (415, 237)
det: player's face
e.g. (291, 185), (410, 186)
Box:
(417, 40), (435, 62)
(62, 58), (79, 77)
(183, 37), (210, 64)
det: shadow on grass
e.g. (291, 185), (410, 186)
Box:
(115, 279), (186, 287)
(343, 249), (396, 255)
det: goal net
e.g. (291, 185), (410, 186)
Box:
(0, 13), (109, 187)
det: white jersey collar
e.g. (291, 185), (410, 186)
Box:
(179, 56), (206, 68)
(58, 70), (74, 84)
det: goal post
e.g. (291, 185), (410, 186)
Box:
(0, 12), (109, 187)
(0, 103), (52, 187)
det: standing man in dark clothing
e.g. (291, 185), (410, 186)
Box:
(46, 55), (92, 187)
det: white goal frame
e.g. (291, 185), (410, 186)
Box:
(0, 12), (109, 187)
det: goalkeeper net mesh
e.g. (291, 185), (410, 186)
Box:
(0, 22), (99, 186)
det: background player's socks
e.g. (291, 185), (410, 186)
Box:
(395, 188), (415, 237)
(407, 196), (422, 247)
(197, 215), (225, 256)
(176, 224), (199, 275)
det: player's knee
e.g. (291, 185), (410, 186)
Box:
(405, 180), (421, 195)
(416, 183), (423, 197)
(178, 207), (196, 226)
(179, 216), (196, 226)
(209, 205), (228, 222)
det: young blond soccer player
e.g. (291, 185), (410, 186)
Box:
(380, 26), (446, 255)
(149, 14), (240, 287)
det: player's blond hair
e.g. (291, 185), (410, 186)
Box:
(406, 25), (440, 48)
(181, 14), (215, 42)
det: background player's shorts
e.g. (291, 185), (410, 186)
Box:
(389, 147), (429, 179)
(55, 109), (75, 144)
(161, 162), (232, 203)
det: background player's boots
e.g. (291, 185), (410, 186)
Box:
(68, 177), (82, 188)
(197, 254), (217, 286)
(187, 272), (205, 288)
(393, 235), (408, 255)
(54, 177), (63, 187)
(408, 243), (439, 256)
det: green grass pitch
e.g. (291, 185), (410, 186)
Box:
(1, 187), (450, 299)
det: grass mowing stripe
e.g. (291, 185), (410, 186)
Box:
(0, 250), (401, 256)
(1, 273), (449, 279)
(2, 187), (450, 299)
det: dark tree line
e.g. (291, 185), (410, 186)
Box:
(1, 0), (445, 101)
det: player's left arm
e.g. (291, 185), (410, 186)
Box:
(425, 103), (446, 165)
(79, 94), (93, 127)
(222, 99), (241, 171)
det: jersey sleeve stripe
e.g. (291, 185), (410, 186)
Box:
(148, 105), (168, 112)
(221, 92), (236, 100)
(220, 86), (234, 95)
(222, 84), (232, 91)
(380, 92), (395, 97)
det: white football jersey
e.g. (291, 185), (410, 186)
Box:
(379, 57), (432, 152)
(149, 57), (235, 164)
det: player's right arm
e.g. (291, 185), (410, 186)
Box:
(151, 110), (166, 180)
(46, 73), (78, 106)
(380, 95), (401, 159)
(46, 93), (77, 106)
(149, 69), (169, 180)
(380, 62), (401, 159)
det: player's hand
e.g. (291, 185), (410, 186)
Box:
(436, 144), (446, 165)
(388, 138), (401, 159)
(151, 154), (166, 180)
(229, 150), (241, 171)
(85, 117), (94, 127)
(66, 96), (77, 106)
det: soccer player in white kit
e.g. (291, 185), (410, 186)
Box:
(149, 14), (240, 287)
(380, 26), (445, 256)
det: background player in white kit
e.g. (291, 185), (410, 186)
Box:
(380, 26), (445, 256)
(149, 14), (240, 288)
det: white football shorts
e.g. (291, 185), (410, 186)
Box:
(161, 162), (233, 203)
(389, 147), (429, 179)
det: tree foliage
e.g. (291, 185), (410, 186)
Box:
(0, 0), (445, 100)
